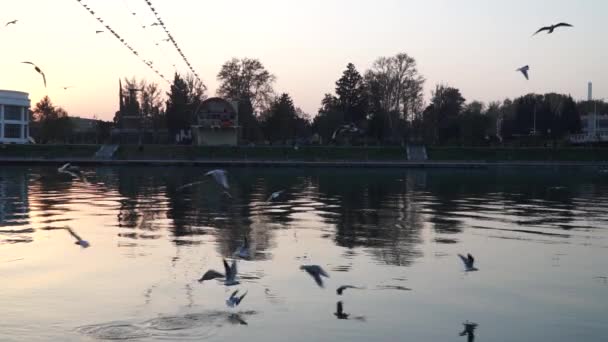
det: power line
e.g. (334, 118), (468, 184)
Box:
(120, 0), (178, 74)
(140, 0), (202, 83)
(74, 0), (170, 84)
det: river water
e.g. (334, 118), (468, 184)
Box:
(1, 165), (607, 341)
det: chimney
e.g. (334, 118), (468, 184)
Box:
(588, 82), (593, 101)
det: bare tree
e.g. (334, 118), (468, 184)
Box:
(217, 58), (276, 113)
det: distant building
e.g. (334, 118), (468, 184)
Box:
(192, 97), (239, 146)
(569, 113), (608, 144)
(0, 90), (31, 144)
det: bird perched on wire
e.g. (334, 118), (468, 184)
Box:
(5, 20), (17, 27)
(21, 61), (46, 87)
(516, 65), (530, 80)
(533, 22), (573, 36)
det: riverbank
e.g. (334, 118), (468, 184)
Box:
(1, 144), (608, 168)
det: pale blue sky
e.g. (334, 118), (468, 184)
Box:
(0, 0), (606, 120)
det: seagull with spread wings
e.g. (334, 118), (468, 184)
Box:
(533, 22), (573, 36)
(21, 61), (46, 87)
(5, 20), (17, 27)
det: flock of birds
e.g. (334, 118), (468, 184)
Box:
(55, 163), (482, 338)
(516, 22), (573, 80)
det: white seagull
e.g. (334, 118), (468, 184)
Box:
(458, 253), (478, 272)
(226, 289), (248, 308)
(267, 190), (285, 202)
(223, 259), (240, 286)
(516, 65), (530, 80)
(300, 265), (330, 288)
(206, 169), (229, 190)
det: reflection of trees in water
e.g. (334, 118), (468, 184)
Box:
(313, 169), (425, 266)
(101, 166), (608, 265)
(422, 169), (586, 233)
(0, 168), (30, 227)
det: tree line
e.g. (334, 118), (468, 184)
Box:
(30, 53), (597, 145)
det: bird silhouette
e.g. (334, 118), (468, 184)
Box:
(234, 236), (251, 259)
(21, 61), (46, 87)
(334, 301), (349, 320)
(198, 269), (224, 283)
(95, 30), (104, 34)
(459, 322), (478, 342)
(62, 86), (74, 90)
(226, 289), (248, 308)
(300, 265), (330, 288)
(5, 20), (17, 27)
(533, 22), (573, 36)
(151, 22), (160, 26)
(336, 285), (363, 295)
(458, 253), (479, 272)
(516, 65), (530, 80)
(223, 259), (240, 286)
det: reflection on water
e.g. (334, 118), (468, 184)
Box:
(1, 166), (608, 341)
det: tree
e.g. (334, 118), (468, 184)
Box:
(31, 96), (74, 143)
(422, 84), (465, 144)
(313, 94), (344, 144)
(262, 93), (298, 144)
(335, 63), (367, 124)
(217, 58), (275, 143)
(165, 73), (207, 143)
(217, 58), (276, 112)
(365, 52), (425, 141)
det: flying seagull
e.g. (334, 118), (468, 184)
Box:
(198, 269), (224, 283)
(459, 321), (478, 342)
(533, 22), (573, 36)
(62, 86), (74, 90)
(5, 20), (17, 27)
(334, 301), (349, 320)
(223, 259), (240, 286)
(58, 163), (80, 173)
(65, 226), (90, 248)
(458, 253), (479, 272)
(206, 169), (229, 190)
(226, 289), (248, 308)
(21, 61), (46, 87)
(300, 265), (330, 288)
(95, 30), (104, 34)
(336, 285), (363, 295)
(150, 22), (160, 26)
(516, 65), (530, 80)
(267, 190), (285, 202)
(234, 236), (251, 260)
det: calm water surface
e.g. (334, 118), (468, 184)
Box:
(1, 166), (607, 341)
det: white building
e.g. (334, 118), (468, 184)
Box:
(0, 90), (31, 144)
(569, 113), (608, 144)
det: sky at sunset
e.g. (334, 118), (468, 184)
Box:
(0, 0), (606, 121)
